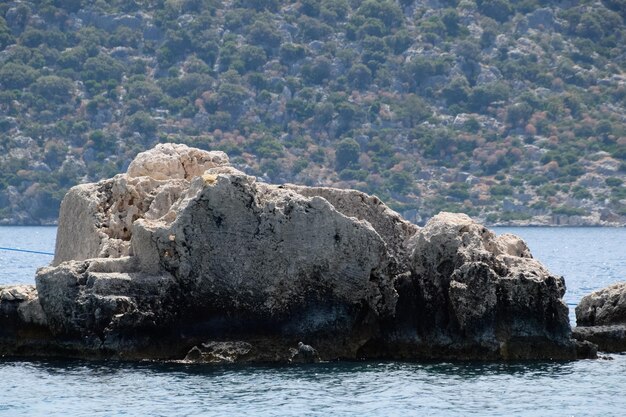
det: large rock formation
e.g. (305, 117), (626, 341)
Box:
(0, 144), (591, 362)
(573, 283), (626, 352)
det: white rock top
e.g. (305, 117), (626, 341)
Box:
(127, 143), (229, 180)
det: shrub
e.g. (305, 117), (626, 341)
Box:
(233, 0), (279, 12)
(250, 136), (284, 158)
(500, 211), (532, 221)
(386, 171), (414, 193)
(58, 47), (88, 71)
(279, 43), (306, 64)
(490, 184), (514, 197)
(83, 54), (125, 83)
(442, 8), (461, 36)
(297, 16), (333, 41)
(335, 138), (361, 170)
(240, 45), (267, 72)
(477, 0), (513, 22)
(572, 185), (592, 200)
(247, 20), (282, 50)
(552, 205), (587, 216)
(339, 169), (369, 181)
(299, 0), (320, 17)
(31, 75), (73, 102)
(0, 62), (38, 89)
(448, 183), (470, 200)
(216, 83), (248, 113)
(441, 77), (470, 105)
(348, 64), (372, 90)
(302, 57), (332, 84)
(126, 111), (157, 137)
(355, 0), (404, 30)
(606, 177), (624, 187)
(0, 17), (14, 49)
(320, 0), (349, 23)
(394, 94), (432, 128)
(468, 82), (510, 111)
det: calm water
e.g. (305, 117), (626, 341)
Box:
(0, 226), (624, 416)
(0, 226), (56, 286)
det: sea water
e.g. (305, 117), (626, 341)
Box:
(0, 226), (624, 416)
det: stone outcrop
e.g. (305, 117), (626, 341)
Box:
(53, 143), (229, 265)
(576, 283), (626, 327)
(360, 213), (579, 360)
(0, 144), (591, 362)
(574, 283), (626, 352)
(0, 285), (53, 356)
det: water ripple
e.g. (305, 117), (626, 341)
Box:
(1, 357), (626, 416)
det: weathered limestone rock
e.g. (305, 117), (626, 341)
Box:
(53, 144), (229, 265)
(36, 258), (179, 358)
(574, 283), (626, 352)
(290, 342), (321, 364)
(363, 213), (579, 360)
(284, 185), (419, 272)
(127, 143), (229, 180)
(573, 325), (626, 353)
(129, 169), (399, 359)
(576, 283), (626, 326)
(0, 285), (47, 327)
(0, 144), (587, 361)
(0, 285), (52, 356)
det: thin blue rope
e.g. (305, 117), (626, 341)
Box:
(0, 246), (54, 256)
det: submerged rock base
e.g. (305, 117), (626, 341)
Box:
(0, 144), (594, 362)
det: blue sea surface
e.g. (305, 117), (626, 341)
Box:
(0, 226), (624, 416)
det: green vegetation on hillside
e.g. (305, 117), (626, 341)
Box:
(0, 0), (624, 224)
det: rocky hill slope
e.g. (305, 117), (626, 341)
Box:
(0, 0), (624, 225)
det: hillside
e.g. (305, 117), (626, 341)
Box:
(0, 0), (624, 226)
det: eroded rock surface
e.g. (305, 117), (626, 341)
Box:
(0, 285), (52, 356)
(131, 167), (400, 359)
(127, 143), (228, 180)
(0, 144), (587, 361)
(362, 213), (579, 360)
(284, 185), (419, 272)
(576, 283), (626, 326)
(574, 283), (626, 352)
(53, 143), (229, 265)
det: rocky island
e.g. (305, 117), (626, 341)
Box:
(0, 144), (600, 362)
